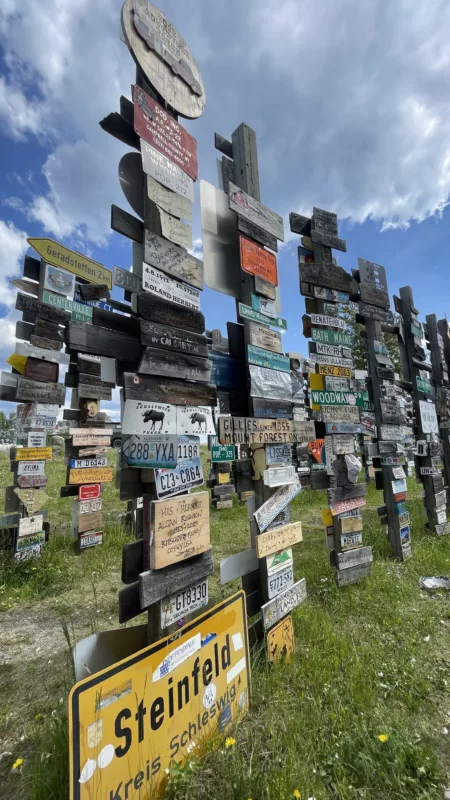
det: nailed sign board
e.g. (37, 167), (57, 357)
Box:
(122, 401), (177, 436)
(238, 302), (287, 331)
(17, 460), (45, 475)
(267, 615), (295, 662)
(78, 498), (102, 514)
(311, 327), (354, 347)
(176, 406), (215, 435)
(239, 235), (278, 285)
(336, 546), (373, 571)
(316, 342), (346, 358)
(267, 564), (294, 600)
(134, 85), (198, 180)
(123, 434), (178, 468)
(261, 578), (307, 630)
(229, 183), (284, 241)
(15, 377), (65, 405)
(299, 261), (355, 295)
(160, 578), (208, 629)
(153, 206), (193, 249)
(28, 238), (112, 289)
(150, 491), (210, 569)
(310, 353), (353, 369)
(18, 515), (44, 538)
(144, 231), (202, 290)
(42, 290), (93, 323)
(27, 431), (46, 448)
(155, 436), (203, 498)
(79, 484), (101, 501)
(254, 478), (302, 532)
(79, 532), (103, 550)
(318, 364), (353, 378)
(69, 592), (249, 800)
(266, 548), (293, 576)
(139, 347), (211, 383)
(141, 141), (195, 202)
(330, 496), (366, 516)
(358, 302), (395, 324)
(77, 384), (112, 401)
(142, 262), (200, 311)
(321, 406), (360, 423)
(43, 263), (75, 298)
(147, 175), (193, 221)
(14, 488), (49, 514)
(263, 466), (297, 487)
(15, 447), (52, 461)
(247, 345), (290, 372)
(211, 443), (235, 462)
(249, 366), (292, 401)
(265, 444), (293, 466)
(310, 313), (347, 330)
(419, 400), (439, 434)
(17, 474), (48, 488)
(77, 511), (103, 534)
(113, 265), (142, 294)
(255, 521), (303, 558)
(68, 468), (113, 485)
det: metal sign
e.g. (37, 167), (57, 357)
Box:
(267, 615), (295, 662)
(419, 400), (439, 434)
(330, 496), (366, 516)
(43, 263), (75, 298)
(17, 460), (45, 476)
(417, 377), (433, 394)
(144, 230), (202, 290)
(229, 183), (284, 242)
(160, 578), (208, 629)
(200, 179), (241, 299)
(238, 302), (287, 330)
(79, 532), (103, 550)
(254, 478), (302, 532)
(251, 294), (277, 318)
(27, 431), (46, 448)
(142, 263), (200, 310)
(247, 345), (290, 372)
(15, 447), (52, 461)
(78, 498), (102, 515)
(211, 443), (235, 462)
(321, 406), (360, 422)
(318, 365), (353, 378)
(150, 491), (210, 569)
(123, 434), (178, 468)
(311, 390), (357, 406)
(69, 593), (248, 799)
(18, 515), (44, 538)
(177, 406), (215, 435)
(155, 436), (203, 498)
(267, 563), (294, 599)
(263, 466), (297, 487)
(325, 422), (365, 435)
(134, 85), (198, 180)
(28, 239), (112, 289)
(239, 235), (278, 285)
(79, 485), (101, 501)
(121, 0), (206, 119)
(141, 141), (195, 202)
(310, 313), (347, 330)
(261, 578), (307, 630)
(249, 366), (292, 401)
(70, 457), (108, 470)
(16, 340), (71, 365)
(265, 444), (292, 466)
(122, 400), (177, 436)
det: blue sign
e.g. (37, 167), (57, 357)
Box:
(74, 291), (114, 312)
(247, 345), (290, 372)
(155, 436), (203, 498)
(209, 352), (246, 390)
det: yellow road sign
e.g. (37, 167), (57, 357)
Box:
(68, 468), (113, 485)
(69, 592), (250, 800)
(28, 238), (112, 289)
(15, 447), (53, 461)
(267, 615), (295, 662)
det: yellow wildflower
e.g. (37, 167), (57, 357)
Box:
(225, 736), (236, 748)
(12, 758), (23, 769)
(293, 791), (301, 799)
(378, 734), (389, 742)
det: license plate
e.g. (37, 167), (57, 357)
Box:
(155, 458), (203, 498)
(267, 564), (294, 599)
(160, 579), (208, 628)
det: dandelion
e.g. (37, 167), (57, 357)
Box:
(225, 736), (236, 748)
(378, 734), (389, 742)
(12, 758), (23, 770)
(293, 791), (301, 799)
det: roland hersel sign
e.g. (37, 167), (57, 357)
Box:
(69, 592), (249, 800)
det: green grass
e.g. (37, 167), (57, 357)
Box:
(1, 449), (450, 798)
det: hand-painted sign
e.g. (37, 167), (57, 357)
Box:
(265, 444), (292, 466)
(321, 406), (360, 423)
(134, 85), (198, 180)
(239, 235), (278, 285)
(337, 546), (373, 571)
(139, 347), (211, 383)
(144, 230), (202, 290)
(177, 406), (215, 435)
(17, 474), (48, 488)
(160, 578), (208, 629)
(332, 434), (355, 455)
(238, 302), (287, 330)
(18, 515), (44, 538)
(27, 431), (46, 448)
(261, 578), (307, 630)
(419, 400), (439, 434)
(211, 443), (235, 462)
(77, 511), (103, 534)
(15, 377), (65, 406)
(249, 366), (292, 401)
(69, 592), (249, 800)
(68, 468), (113, 485)
(255, 521), (302, 558)
(147, 175), (193, 221)
(254, 478), (302, 532)
(154, 205), (193, 249)
(247, 322), (282, 354)
(79, 484), (101, 501)
(142, 263), (200, 310)
(28, 239), (112, 289)
(230, 183), (284, 241)
(141, 141), (195, 202)
(247, 345), (290, 372)
(123, 434), (178, 468)
(155, 436), (203, 498)
(150, 491), (210, 569)
(15, 447), (52, 461)
(358, 302), (394, 324)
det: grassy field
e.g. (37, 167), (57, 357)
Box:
(1, 447), (450, 799)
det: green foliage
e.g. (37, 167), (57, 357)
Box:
(337, 303), (402, 373)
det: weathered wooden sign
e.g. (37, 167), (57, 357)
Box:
(238, 302), (287, 331)
(71, 428), (113, 441)
(76, 383), (112, 401)
(379, 424), (408, 441)
(312, 328), (354, 347)
(15, 377), (65, 405)
(17, 473), (47, 488)
(122, 372), (216, 406)
(254, 478), (302, 532)
(321, 406), (360, 423)
(155, 436), (202, 498)
(29, 333), (62, 352)
(229, 183), (284, 241)
(435, 489), (447, 509)
(419, 400), (439, 434)
(239, 235), (278, 285)
(14, 488), (50, 514)
(266, 548), (293, 576)
(15, 447), (52, 461)
(142, 262), (200, 310)
(253, 398), (294, 419)
(247, 322), (282, 354)
(123, 434), (178, 468)
(77, 511), (104, 534)
(160, 578), (208, 628)
(16, 341), (70, 365)
(18, 514), (44, 538)
(150, 491), (210, 569)
(358, 302), (395, 324)
(147, 175), (193, 221)
(144, 230), (202, 289)
(339, 515), (363, 535)
(332, 434), (355, 455)
(336, 545), (372, 571)
(261, 578), (307, 630)
(28, 238), (112, 288)
(133, 85), (198, 180)
(134, 292), (205, 334)
(68, 468), (113, 485)
(249, 365), (292, 401)
(263, 466), (297, 487)
(24, 357), (59, 384)
(15, 291), (70, 325)
(255, 520), (302, 558)
(299, 261), (356, 295)
(139, 347), (212, 382)
(113, 264), (142, 294)
(265, 444), (293, 466)
(140, 141), (195, 202)
(140, 321), (207, 362)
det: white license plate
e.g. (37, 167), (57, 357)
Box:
(267, 565), (294, 599)
(155, 457), (203, 498)
(160, 579), (208, 628)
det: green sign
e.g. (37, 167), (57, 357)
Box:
(238, 303), (287, 330)
(310, 389), (356, 406)
(247, 345), (290, 372)
(411, 322), (423, 338)
(211, 443), (235, 462)
(42, 290), (93, 322)
(417, 377), (432, 394)
(354, 391), (375, 411)
(311, 327), (354, 346)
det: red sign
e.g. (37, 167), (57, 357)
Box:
(330, 496), (366, 516)
(133, 85), (198, 181)
(17, 474), (48, 488)
(78, 484), (101, 500)
(239, 236), (278, 285)
(393, 492), (407, 502)
(308, 439), (325, 464)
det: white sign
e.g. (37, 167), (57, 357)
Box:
(79, 498), (102, 514)
(249, 366), (292, 401)
(100, 357), (116, 384)
(70, 457), (108, 469)
(160, 579), (208, 628)
(267, 563), (294, 599)
(419, 401), (439, 434)
(265, 444), (292, 466)
(27, 431), (46, 448)
(141, 141), (195, 202)
(263, 466), (297, 487)
(147, 175), (193, 221)
(321, 405), (360, 422)
(176, 406), (215, 436)
(392, 466), (406, 479)
(142, 262), (200, 310)
(331, 434), (354, 455)
(316, 343), (344, 357)
(18, 515), (44, 538)
(325, 377), (350, 391)
(122, 401), (177, 436)
(43, 263), (75, 298)
(310, 354), (354, 368)
(311, 313), (347, 330)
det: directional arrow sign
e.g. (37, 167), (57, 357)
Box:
(27, 238), (112, 289)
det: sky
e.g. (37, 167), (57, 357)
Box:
(1, 0), (450, 420)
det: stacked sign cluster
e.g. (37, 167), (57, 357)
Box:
(291, 209), (373, 587)
(206, 331), (236, 509)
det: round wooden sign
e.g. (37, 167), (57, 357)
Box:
(121, 0), (206, 119)
(118, 152), (145, 220)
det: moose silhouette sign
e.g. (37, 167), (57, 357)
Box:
(121, 401), (215, 436)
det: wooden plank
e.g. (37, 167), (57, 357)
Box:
(138, 346), (212, 383)
(111, 204), (144, 244)
(28, 238), (112, 289)
(139, 549), (214, 608)
(150, 491), (210, 569)
(122, 434), (178, 468)
(229, 182), (284, 241)
(327, 484), (367, 502)
(239, 235), (278, 285)
(24, 358), (58, 384)
(358, 302), (395, 324)
(122, 373), (217, 406)
(220, 548), (258, 584)
(77, 384), (113, 401)
(340, 516), (363, 534)
(147, 202), (193, 249)
(79, 283), (110, 301)
(144, 230), (202, 290)
(118, 582), (142, 623)
(140, 319), (207, 357)
(299, 261), (356, 294)
(77, 511), (104, 534)
(134, 292), (204, 333)
(142, 263), (200, 310)
(68, 468), (113, 484)
(100, 111), (139, 150)
(66, 322), (141, 361)
(147, 175), (193, 221)
(246, 321), (282, 353)
(237, 216), (278, 253)
(336, 562), (371, 587)
(15, 377), (65, 405)
(113, 265), (142, 295)
(140, 141), (195, 202)
(255, 521), (303, 558)
(261, 578), (307, 630)
(34, 317), (63, 341)
(253, 398), (293, 419)
(29, 334), (62, 351)
(91, 307), (139, 337)
(11, 277), (39, 297)
(15, 292), (70, 325)
(310, 229), (346, 251)
(121, 539), (144, 585)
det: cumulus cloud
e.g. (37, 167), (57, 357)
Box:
(0, 220), (29, 307)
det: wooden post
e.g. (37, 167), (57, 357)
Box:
(426, 315), (450, 533)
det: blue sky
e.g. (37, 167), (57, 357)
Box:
(1, 0), (450, 419)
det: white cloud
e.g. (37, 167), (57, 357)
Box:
(0, 221), (29, 307)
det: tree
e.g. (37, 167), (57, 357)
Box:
(337, 303), (402, 374)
